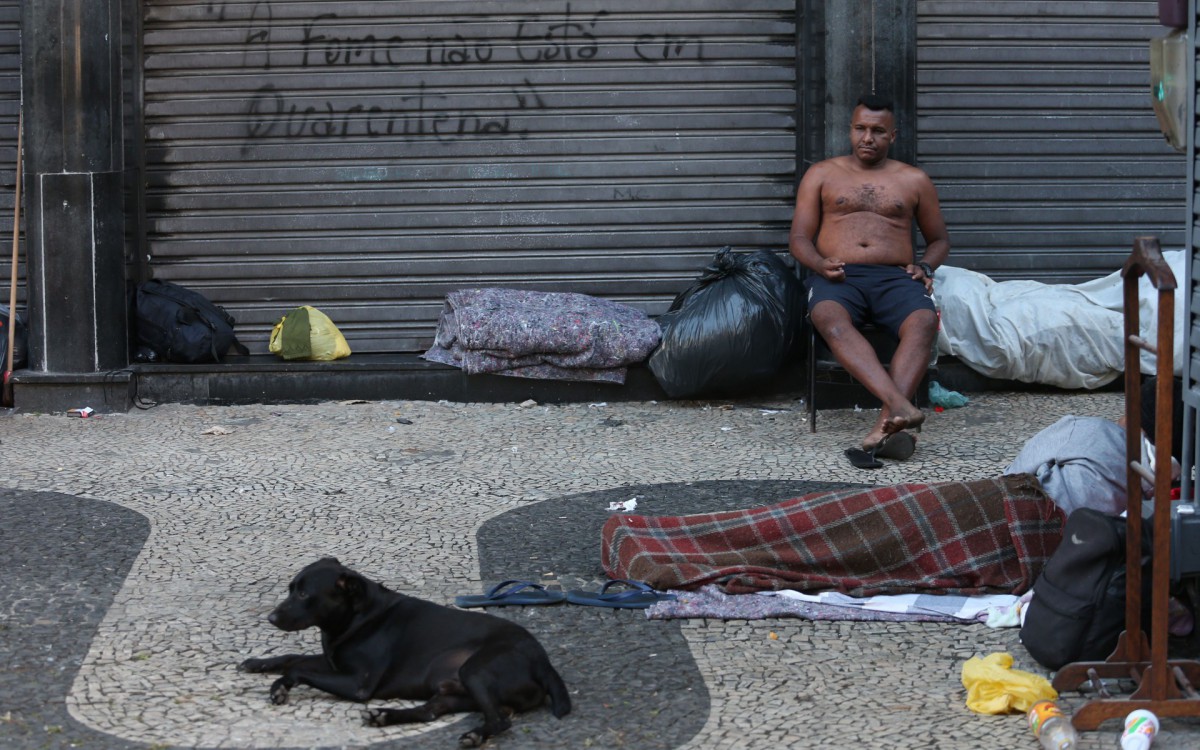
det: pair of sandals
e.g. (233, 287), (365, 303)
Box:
(844, 430), (917, 470)
(455, 579), (676, 610)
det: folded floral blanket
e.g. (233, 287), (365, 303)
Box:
(603, 474), (1065, 597)
(422, 288), (661, 383)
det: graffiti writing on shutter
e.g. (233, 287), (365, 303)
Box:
(213, 2), (707, 143)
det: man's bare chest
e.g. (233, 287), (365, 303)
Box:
(824, 180), (912, 219)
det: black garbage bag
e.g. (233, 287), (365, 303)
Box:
(0, 303), (27, 372)
(649, 247), (805, 398)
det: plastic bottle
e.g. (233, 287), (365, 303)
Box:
(1027, 700), (1079, 750)
(1120, 709), (1160, 750)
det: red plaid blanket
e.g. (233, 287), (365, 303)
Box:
(602, 474), (1066, 596)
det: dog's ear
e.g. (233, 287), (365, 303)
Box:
(320, 556), (341, 565)
(336, 572), (366, 605)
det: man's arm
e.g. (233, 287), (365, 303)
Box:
(913, 171), (950, 271)
(788, 162), (844, 281)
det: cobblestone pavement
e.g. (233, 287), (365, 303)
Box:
(2, 390), (1199, 749)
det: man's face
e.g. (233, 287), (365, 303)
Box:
(849, 105), (895, 165)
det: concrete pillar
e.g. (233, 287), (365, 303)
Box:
(22, 0), (127, 373)
(821, 0), (917, 166)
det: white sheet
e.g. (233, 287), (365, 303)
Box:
(932, 250), (1185, 389)
(763, 589), (1018, 622)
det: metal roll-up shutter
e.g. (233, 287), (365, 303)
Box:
(917, 0), (1186, 283)
(142, 1), (798, 354)
(0, 2), (19, 314)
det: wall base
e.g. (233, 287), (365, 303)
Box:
(7, 355), (1117, 414)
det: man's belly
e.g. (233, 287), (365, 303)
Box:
(815, 240), (914, 266)
(817, 217), (914, 265)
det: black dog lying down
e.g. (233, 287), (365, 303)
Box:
(240, 558), (570, 747)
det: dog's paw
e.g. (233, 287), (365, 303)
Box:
(458, 730), (485, 748)
(239, 658), (267, 673)
(364, 708), (389, 727)
(269, 678), (291, 705)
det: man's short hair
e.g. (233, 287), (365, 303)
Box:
(856, 95), (894, 113)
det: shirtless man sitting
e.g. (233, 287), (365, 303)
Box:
(789, 95), (950, 453)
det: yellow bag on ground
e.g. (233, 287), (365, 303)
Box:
(269, 306), (351, 361)
(961, 652), (1057, 715)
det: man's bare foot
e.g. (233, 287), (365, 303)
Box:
(862, 426), (888, 452)
(882, 408), (925, 435)
(863, 427), (921, 455)
(863, 406), (899, 451)
(863, 401), (925, 451)
(875, 430), (918, 460)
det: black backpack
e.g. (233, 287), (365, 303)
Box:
(136, 280), (248, 363)
(1020, 508), (1151, 670)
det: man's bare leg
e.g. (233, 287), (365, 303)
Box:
(810, 301), (928, 448)
(862, 308), (939, 448)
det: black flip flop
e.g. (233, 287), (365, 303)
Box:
(875, 431), (917, 461)
(845, 431), (917, 470)
(844, 447), (883, 470)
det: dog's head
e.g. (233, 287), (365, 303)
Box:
(267, 557), (369, 632)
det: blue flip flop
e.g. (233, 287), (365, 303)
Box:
(454, 580), (566, 608)
(566, 579), (677, 609)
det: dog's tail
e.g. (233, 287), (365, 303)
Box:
(537, 661), (571, 718)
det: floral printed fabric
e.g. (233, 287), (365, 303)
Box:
(423, 288), (661, 384)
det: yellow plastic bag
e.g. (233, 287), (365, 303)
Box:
(268, 305), (351, 361)
(961, 652), (1057, 715)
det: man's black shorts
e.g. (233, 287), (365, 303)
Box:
(805, 264), (936, 337)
